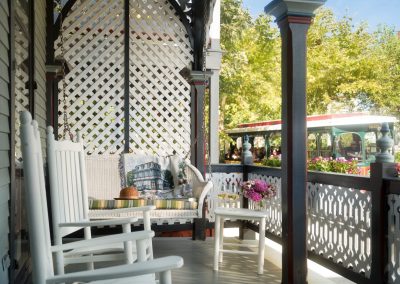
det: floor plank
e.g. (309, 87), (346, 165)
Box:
(65, 236), (355, 283)
(153, 237), (281, 284)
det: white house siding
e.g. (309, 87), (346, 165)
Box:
(0, 0), (47, 283)
(0, 1), (10, 283)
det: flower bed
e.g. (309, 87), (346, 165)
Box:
(261, 155), (360, 175)
(261, 154), (281, 167)
(308, 157), (360, 175)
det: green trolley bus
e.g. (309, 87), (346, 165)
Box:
(224, 113), (397, 174)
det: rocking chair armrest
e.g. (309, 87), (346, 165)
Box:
(51, 231), (154, 252)
(46, 255), (183, 284)
(58, 217), (138, 228)
(197, 181), (213, 218)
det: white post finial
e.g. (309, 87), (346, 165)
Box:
(376, 122), (394, 163)
(20, 110), (32, 124)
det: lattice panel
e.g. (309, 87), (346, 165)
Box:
(388, 194), (400, 283)
(307, 183), (372, 277)
(249, 173), (282, 237)
(128, 0), (193, 156)
(56, 0), (193, 156)
(207, 172), (243, 221)
(55, 0), (125, 155)
(14, 5), (29, 163)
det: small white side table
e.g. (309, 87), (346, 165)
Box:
(213, 207), (267, 275)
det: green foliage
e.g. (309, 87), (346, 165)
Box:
(395, 151), (400, 163)
(261, 155), (281, 167)
(330, 159), (360, 174)
(307, 8), (400, 115)
(220, 0), (281, 130)
(220, 3), (400, 133)
(307, 157), (330, 172)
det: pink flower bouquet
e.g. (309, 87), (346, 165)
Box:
(241, 179), (276, 204)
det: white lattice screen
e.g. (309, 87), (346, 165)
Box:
(55, 0), (125, 155)
(14, 3), (29, 162)
(56, 0), (193, 156)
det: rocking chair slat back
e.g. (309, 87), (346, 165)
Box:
(20, 111), (54, 283)
(47, 128), (89, 238)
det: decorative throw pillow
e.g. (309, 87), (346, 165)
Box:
(121, 153), (175, 199)
(169, 155), (193, 198)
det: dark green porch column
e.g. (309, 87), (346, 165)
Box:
(264, 1), (325, 283)
(189, 71), (212, 176)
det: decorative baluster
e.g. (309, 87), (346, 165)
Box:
(376, 122), (394, 163)
(225, 178), (231, 192)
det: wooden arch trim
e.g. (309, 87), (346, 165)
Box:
(53, 0), (194, 49)
(167, 0), (194, 49)
(53, 0), (78, 41)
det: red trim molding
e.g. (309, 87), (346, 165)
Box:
(287, 15), (312, 24)
(279, 15), (312, 26)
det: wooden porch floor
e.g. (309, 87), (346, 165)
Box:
(66, 233), (356, 283)
(152, 236), (356, 284)
(153, 237), (281, 284)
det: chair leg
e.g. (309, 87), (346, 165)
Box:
(54, 251), (65, 275)
(159, 270), (172, 284)
(143, 211), (154, 260)
(257, 217), (266, 275)
(83, 227), (94, 270)
(122, 223), (134, 263)
(219, 217), (224, 263)
(136, 239), (147, 262)
(213, 215), (221, 271)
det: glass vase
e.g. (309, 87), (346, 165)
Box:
(252, 200), (265, 211)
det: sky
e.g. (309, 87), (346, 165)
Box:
(241, 0), (400, 32)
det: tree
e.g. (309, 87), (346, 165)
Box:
(307, 8), (400, 116)
(220, 0), (281, 133)
(220, 3), (400, 134)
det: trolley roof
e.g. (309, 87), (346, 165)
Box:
(226, 113), (397, 135)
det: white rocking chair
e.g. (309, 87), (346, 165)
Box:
(20, 111), (183, 284)
(46, 126), (156, 274)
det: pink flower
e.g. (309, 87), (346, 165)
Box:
(247, 191), (262, 202)
(241, 179), (276, 202)
(253, 180), (268, 192)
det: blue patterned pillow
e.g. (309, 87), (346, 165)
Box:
(120, 153), (175, 199)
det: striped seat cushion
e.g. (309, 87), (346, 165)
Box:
(89, 198), (198, 210)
